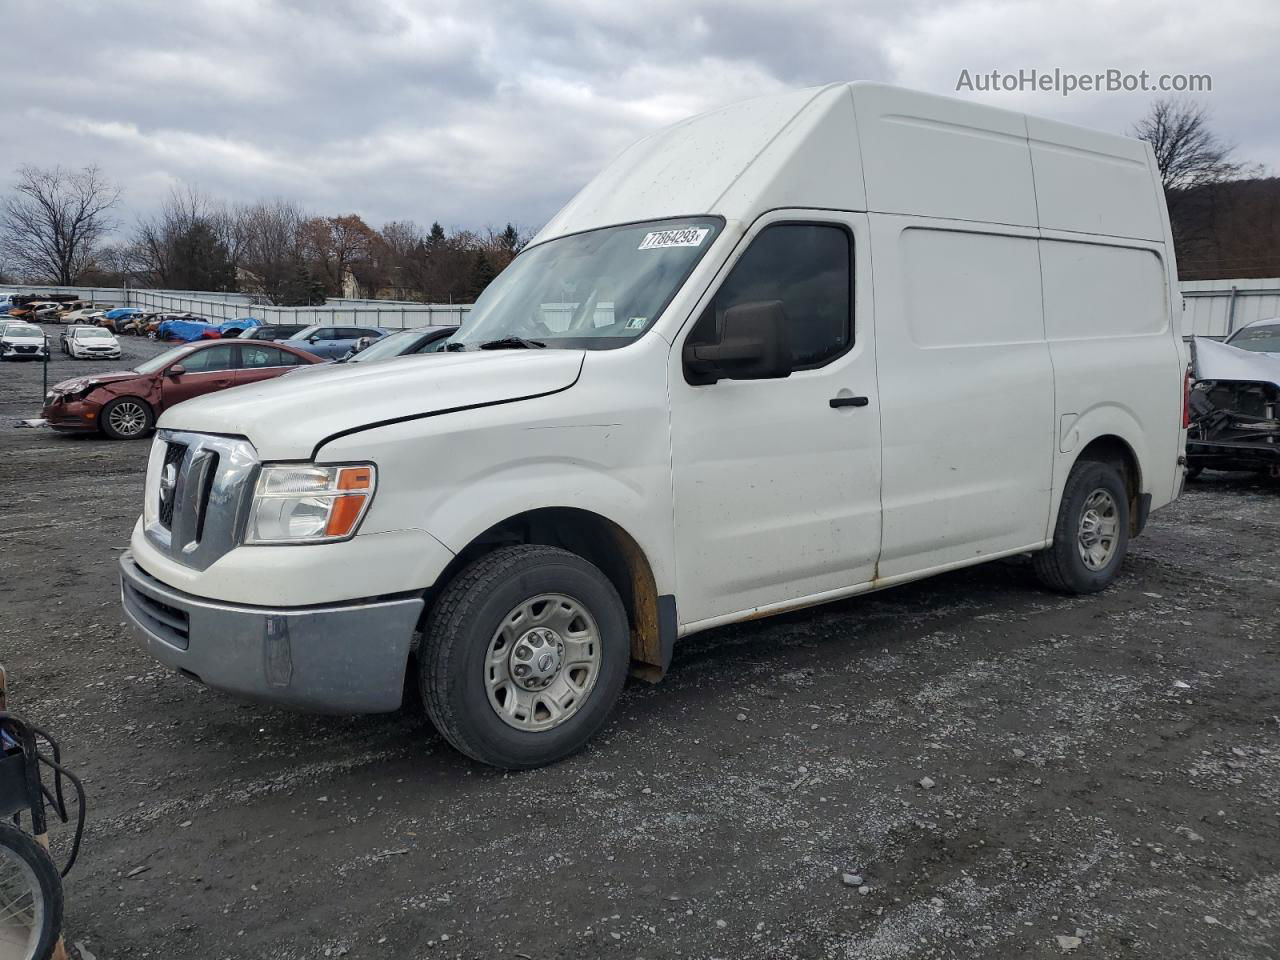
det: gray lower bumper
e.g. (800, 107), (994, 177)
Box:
(119, 551), (423, 713)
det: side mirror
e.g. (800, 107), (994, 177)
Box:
(307, 335), (321, 344)
(167, 364), (186, 377)
(683, 300), (792, 386)
(353, 336), (372, 353)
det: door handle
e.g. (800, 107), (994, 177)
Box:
(829, 396), (869, 408)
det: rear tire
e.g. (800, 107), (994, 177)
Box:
(99, 396), (154, 440)
(1033, 459), (1130, 594)
(419, 545), (629, 769)
(0, 822), (63, 960)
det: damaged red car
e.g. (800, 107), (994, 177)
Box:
(42, 339), (323, 440)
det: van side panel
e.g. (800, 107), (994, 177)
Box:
(872, 216), (1056, 577)
(851, 84), (1038, 228)
(1038, 235), (1183, 514)
(1026, 116), (1164, 242)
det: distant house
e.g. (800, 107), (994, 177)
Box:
(341, 268), (360, 299)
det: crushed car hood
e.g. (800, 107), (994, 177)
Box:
(1192, 337), (1280, 389)
(160, 348), (586, 459)
(50, 371), (142, 391)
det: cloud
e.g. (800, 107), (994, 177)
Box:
(2, 0), (1277, 235)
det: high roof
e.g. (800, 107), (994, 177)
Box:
(533, 82), (1166, 246)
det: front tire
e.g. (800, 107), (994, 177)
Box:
(100, 396), (154, 440)
(1033, 459), (1130, 593)
(420, 545), (629, 769)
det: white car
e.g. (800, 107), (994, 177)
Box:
(63, 325), (122, 360)
(0, 322), (49, 360)
(120, 82), (1188, 770)
(61, 307), (109, 326)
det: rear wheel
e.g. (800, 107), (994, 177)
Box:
(1033, 459), (1131, 594)
(99, 397), (154, 440)
(0, 823), (62, 960)
(419, 545), (629, 769)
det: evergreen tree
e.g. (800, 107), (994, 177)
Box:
(467, 250), (498, 300)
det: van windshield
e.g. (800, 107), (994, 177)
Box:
(443, 218), (722, 350)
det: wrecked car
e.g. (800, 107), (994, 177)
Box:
(1187, 318), (1280, 478)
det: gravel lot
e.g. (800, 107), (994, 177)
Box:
(1, 323), (1278, 959)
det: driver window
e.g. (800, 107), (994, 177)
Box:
(180, 345), (236, 373)
(689, 223), (852, 369)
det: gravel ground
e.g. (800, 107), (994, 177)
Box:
(1, 323), (1278, 959)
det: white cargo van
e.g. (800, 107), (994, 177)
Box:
(120, 83), (1188, 768)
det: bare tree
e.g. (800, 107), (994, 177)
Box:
(131, 185), (236, 290)
(1132, 99), (1251, 193)
(0, 165), (120, 284)
(232, 198), (306, 302)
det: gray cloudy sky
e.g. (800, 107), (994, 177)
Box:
(4, 0), (1278, 234)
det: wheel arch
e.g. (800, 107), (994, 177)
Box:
(1072, 433), (1143, 534)
(425, 507), (672, 681)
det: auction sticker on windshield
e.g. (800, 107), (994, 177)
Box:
(638, 227), (710, 250)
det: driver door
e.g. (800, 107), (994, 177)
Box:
(669, 213), (883, 626)
(159, 344), (238, 409)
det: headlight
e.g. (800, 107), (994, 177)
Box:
(244, 463), (376, 544)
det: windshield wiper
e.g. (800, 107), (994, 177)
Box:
(478, 337), (546, 350)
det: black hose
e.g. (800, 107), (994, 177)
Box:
(36, 753), (86, 878)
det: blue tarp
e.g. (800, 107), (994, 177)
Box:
(156, 318), (216, 342)
(105, 307), (143, 319)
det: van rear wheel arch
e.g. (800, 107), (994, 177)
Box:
(1073, 434), (1142, 535)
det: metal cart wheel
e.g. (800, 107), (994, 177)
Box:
(0, 823), (61, 960)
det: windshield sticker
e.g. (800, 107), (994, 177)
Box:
(638, 227), (710, 250)
(625, 316), (648, 330)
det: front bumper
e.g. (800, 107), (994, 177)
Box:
(1187, 437), (1280, 469)
(41, 398), (98, 431)
(119, 551), (423, 713)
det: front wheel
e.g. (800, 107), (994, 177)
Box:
(99, 396), (154, 440)
(0, 823), (63, 960)
(419, 545), (630, 769)
(1033, 459), (1130, 593)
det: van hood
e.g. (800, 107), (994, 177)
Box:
(159, 348), (586, 459)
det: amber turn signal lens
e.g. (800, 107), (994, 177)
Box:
(338, 466), (373, 491)
(324, 494), (368, 537)
(324, 467), (374, 536)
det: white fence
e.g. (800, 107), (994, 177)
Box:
(1180, 278), (1280, 338)
(128, 290), (471, 329)
(0, 284), (472, 330)
(10, 277), (1277, 338)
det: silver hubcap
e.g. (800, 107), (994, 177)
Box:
(0, 844), (43, 960)
(108, 401), (147, 436)
(1077, 488), (1120, 571)
(485, 593), (602, 732)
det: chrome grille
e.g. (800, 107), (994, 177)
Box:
(144, 430), (260, 571)
(157, 441), (188, 528)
